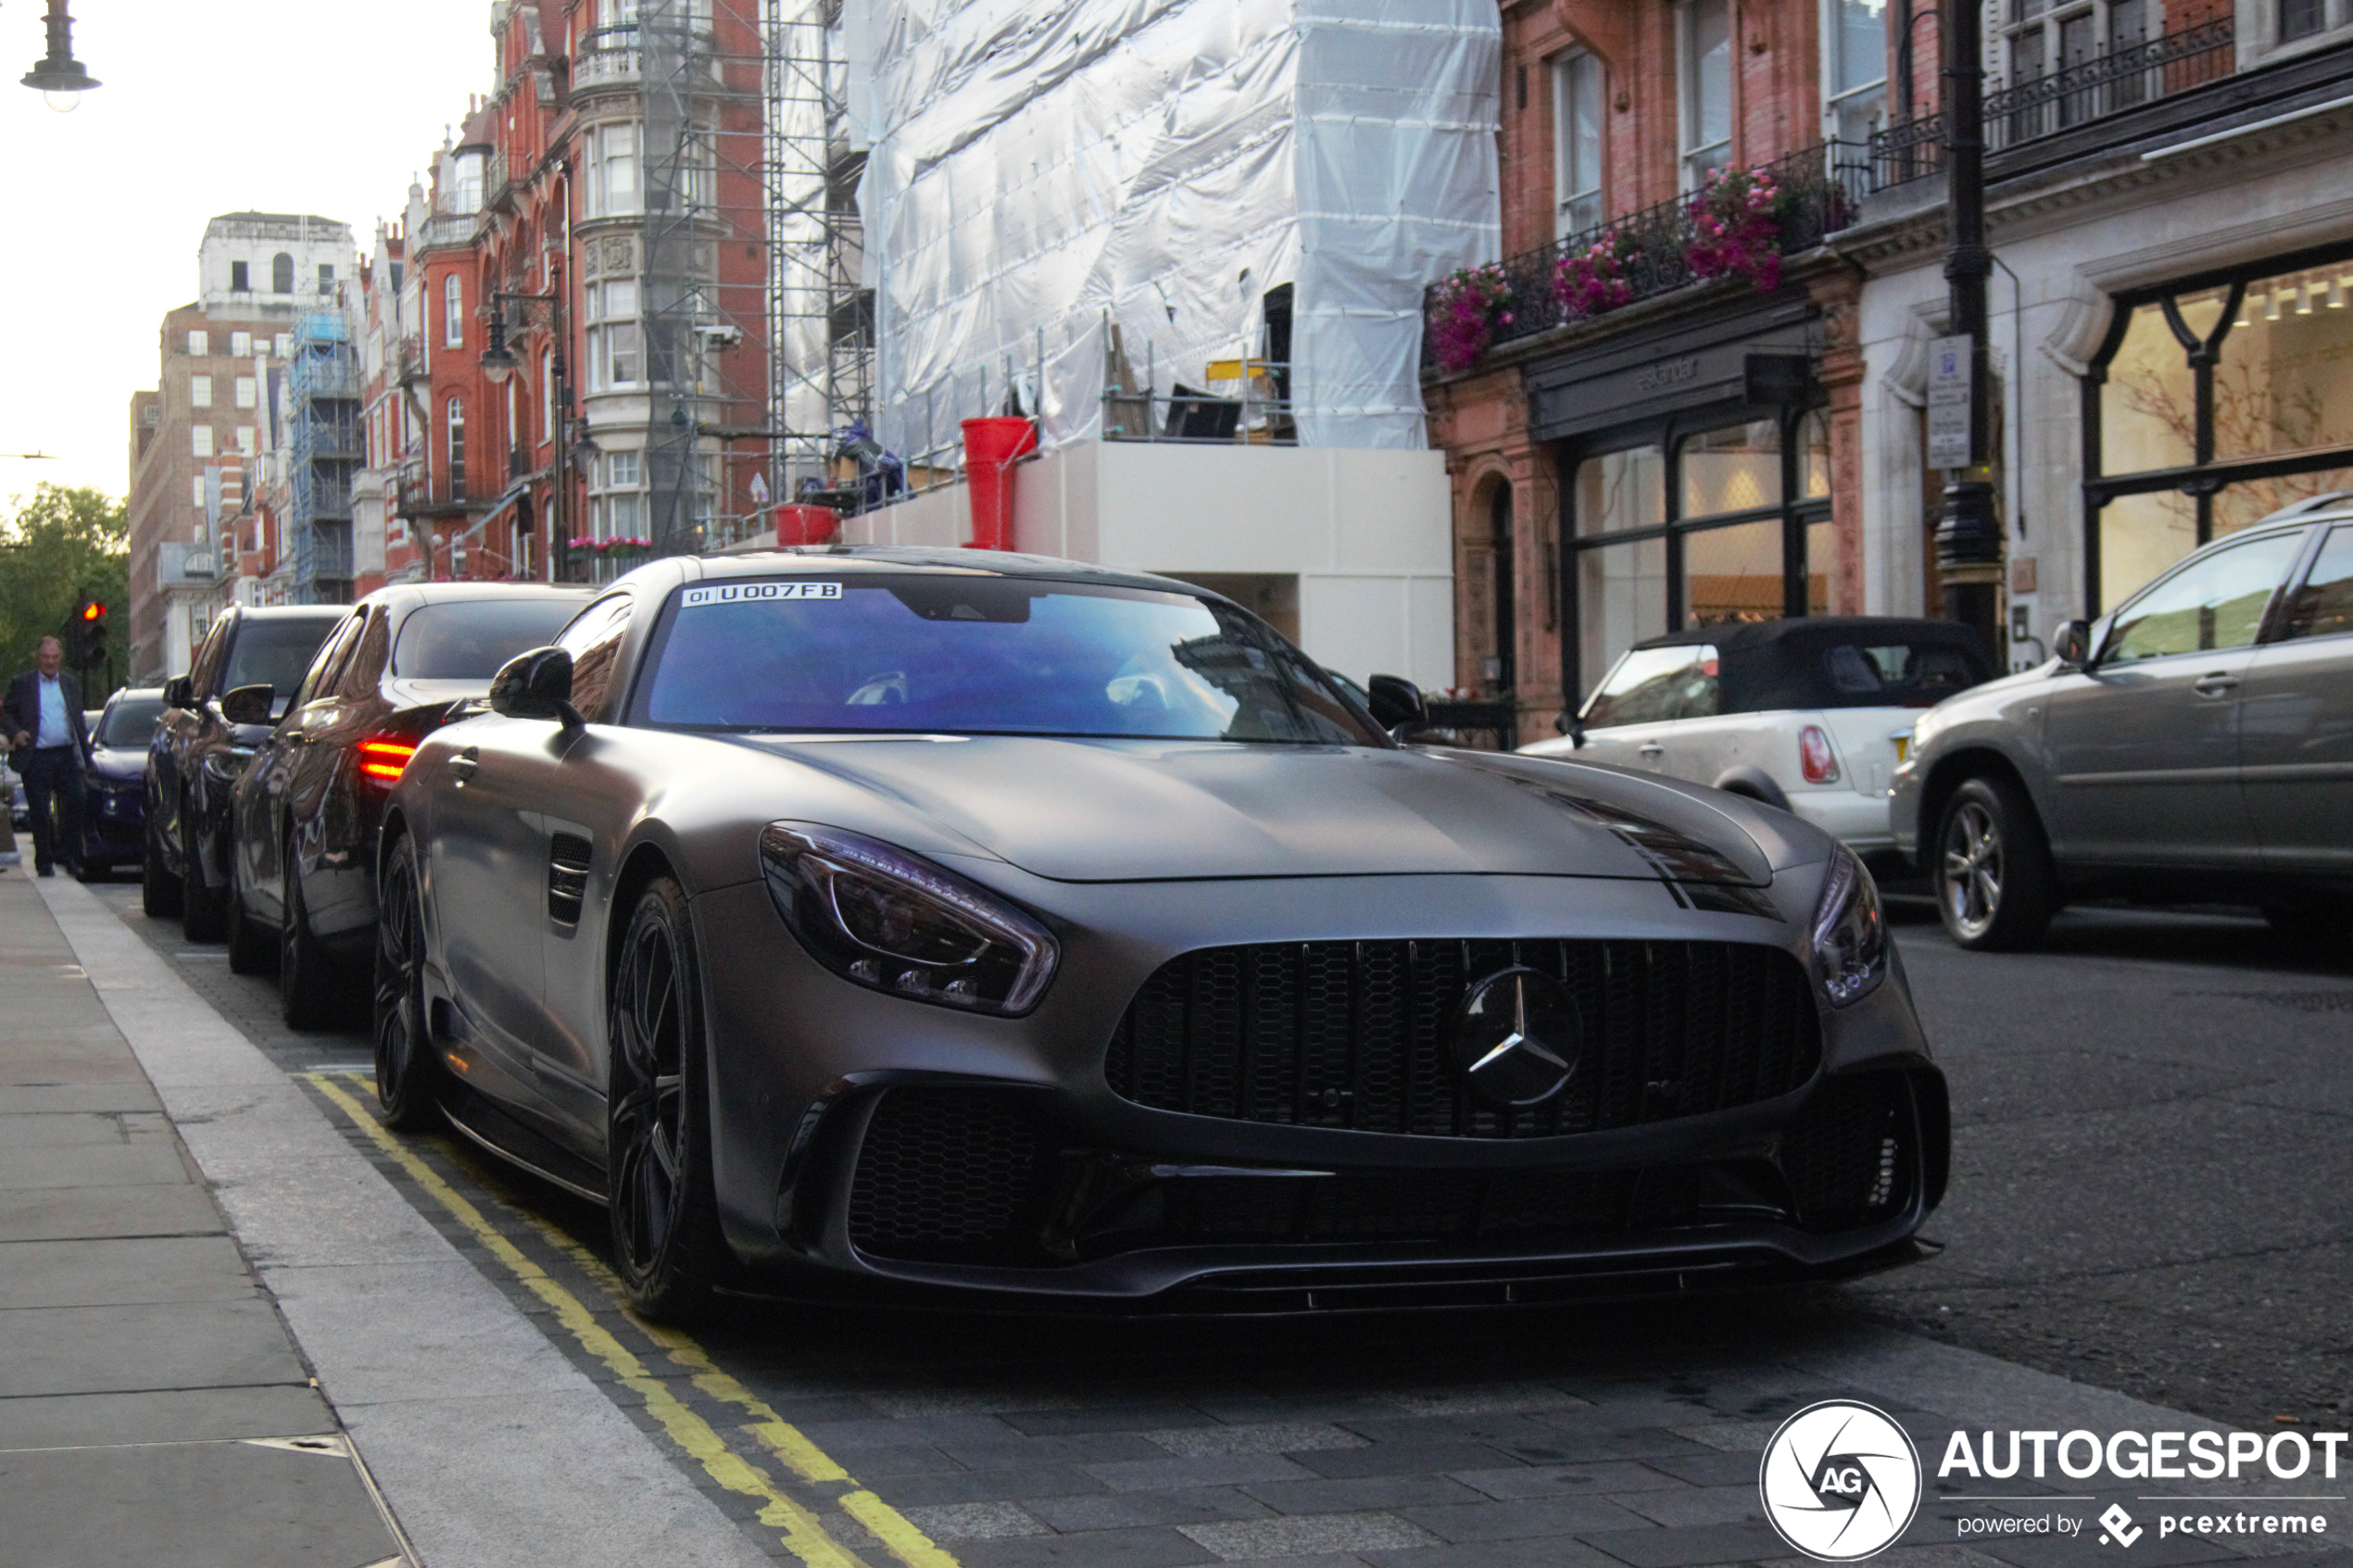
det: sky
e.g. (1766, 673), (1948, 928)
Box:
(0, 0), (497, 509)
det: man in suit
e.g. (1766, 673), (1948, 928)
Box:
(3, 637), (92, 878)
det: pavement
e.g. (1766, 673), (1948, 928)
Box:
(6, 868), (2351, 1568)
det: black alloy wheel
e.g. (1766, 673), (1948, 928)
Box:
(225, 861), (271, 975)
(280, 829), (339, 1029)
(371, 831), (441, 1129)
(141, 813), (182, 918)
(1934, 774), (2054, 952)
(180, 807), (226, 941)
(607, 877), (730, 1321)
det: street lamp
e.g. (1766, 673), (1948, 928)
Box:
(1933, 0), (2004, 659)
(20, 0), (100, 108)
(478, 270), (576, 579)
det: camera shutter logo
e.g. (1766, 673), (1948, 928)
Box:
(1759, 1400), (1922, 1561)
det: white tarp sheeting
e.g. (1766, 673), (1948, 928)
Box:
(849, 0), (1498, 455)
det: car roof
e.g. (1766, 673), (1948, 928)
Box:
(230, 604), (349, 621)
(1630, 616), (1986, 654)
(682, 546), (1227, 601)
(106, 686), (165, 702)
(354, 582), (595, 613)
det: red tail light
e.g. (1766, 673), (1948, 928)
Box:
(356, 736), (419, 786)
(1798, 725), (1841, 785)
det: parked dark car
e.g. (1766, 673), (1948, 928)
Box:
(1894, 495), (2353, 948)
(374, 548), (1946, 1320)
(145, 606), (346, 938)
(230, 583), (589, 1025)
(78, 688), (167, 878)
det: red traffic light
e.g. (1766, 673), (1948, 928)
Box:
(81, 600), (105, 621)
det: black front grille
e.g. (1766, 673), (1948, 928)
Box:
(1104, 940), (1821, 1137)
(846, 1087), (1047, 1261)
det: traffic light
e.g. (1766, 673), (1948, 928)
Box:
(67, 596), (107, 668)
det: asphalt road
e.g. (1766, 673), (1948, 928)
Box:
(82, 879), (2353, 1561)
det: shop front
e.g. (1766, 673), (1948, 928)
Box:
(1529, 295), (1839, 704)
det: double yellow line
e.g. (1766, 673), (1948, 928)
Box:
(303, 1073), (960, 1568)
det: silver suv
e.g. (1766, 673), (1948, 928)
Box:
(1892, 497), (2353, 949)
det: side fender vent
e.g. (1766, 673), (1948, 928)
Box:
(547, 833), (593, 925)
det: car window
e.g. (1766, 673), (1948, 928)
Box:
(290, 612), (367, 709)
(392, 598), (584, 679)
(336, 608), (395, 698)
(554, 594), (637, 721)
(221, 616), (346, 704)
(636, 576), (1379, 744)
(1817, 640), (1986, 708)
(2102, 533), (2304, 665)
(1583, 646), (1713, 728)
(186, 617), (231, 700)
(2276, 526), (2353, 643)
(95, 696), (167, 748)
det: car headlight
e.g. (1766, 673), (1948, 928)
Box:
(1811, 846), (1886, 1007)
(759, 823), (1058, 1015)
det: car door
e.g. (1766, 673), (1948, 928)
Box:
(157, 616), (233, 869)
(2044, 529), (2305, 867)
(297, 608), (396, 942)
(2240, 523), (2353, 872)
(243, 610), (366, 924)
(1575, 646), (1702, 772)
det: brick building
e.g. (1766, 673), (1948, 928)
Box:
(388, 0), (774, 589)
(124, 214), (358, 680)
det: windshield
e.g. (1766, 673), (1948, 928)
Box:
(221, 617), (342, 702)
(393, 599), (585, 679)
(96, 697), (167, 748)
(641, 575), (1380, 745)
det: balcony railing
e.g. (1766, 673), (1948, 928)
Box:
(1434, 143), (1860, 364)
(1984, 16), (2235, 149)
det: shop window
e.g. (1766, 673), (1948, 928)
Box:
(1806, 520), (1835, 613)
(1680, 0), (1733, 188)
(1681, 420), (1780, 518)
(1684, 519), (1784, 626)
(2087, 248), (2353, 609)
(1579, 538), (1667, 694)
(1576, 445), (1665, 535)
(1553, 51), (1604, 239)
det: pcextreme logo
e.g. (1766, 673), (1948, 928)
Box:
(1759, 1400), (1925, 1562)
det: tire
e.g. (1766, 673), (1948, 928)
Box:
(371, 831), (443, 1129)
(607, 876), (732, 1321)
(280, 831), (341, 1030)
(1934, 774), (2056, 951)
(180, 807), (226, 942)
(142, 818), (182, 918)
(226, 866), (271, 975)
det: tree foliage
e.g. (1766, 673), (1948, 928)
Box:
(0, 484), (130, 700)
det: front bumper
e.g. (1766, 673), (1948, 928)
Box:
(80, 778), (145, 864)
(691, 867), (1945, 1306)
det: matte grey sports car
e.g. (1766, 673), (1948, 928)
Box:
(376, 547), (1947, 1317)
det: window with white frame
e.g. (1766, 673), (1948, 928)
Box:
(452, 152), (485, 215)
(231, 331), (251, 358)
(192, 475), (207, 508)
(1679, 0), (1733, 189)
(1553, 51), (1604, 239)
(1824, 0), (1887, 145)
(2000, 0), (2147, 88)
(444, 273), (464, 348)
(593, 449), (643, 541)
(447, 397), (468, 501)
(274, 333), (293, 358)
(587, 279), (643, 390)
(588, 123), (638, 217)
(234, 376), (256, 409)
(193, 426), (215, 458)
(187, 330), (209, 357)
(190, 375), (213, 408)
(237, 427), (256, 457)
(541, 348), (556, 443)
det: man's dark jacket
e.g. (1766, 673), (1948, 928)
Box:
(2, 669), (91, 761)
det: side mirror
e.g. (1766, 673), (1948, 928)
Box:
(1554, 711), (1587, 746)
(1365, 674), (1427, 734)
(163, 675), (193, 710)
(2052, 619), (2091, 670)
(219, 684), (274, 726)
(489, 646), (585, 734)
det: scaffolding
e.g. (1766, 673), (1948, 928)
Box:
(285, 312), (360, 602)
(629, 0), (869, 556)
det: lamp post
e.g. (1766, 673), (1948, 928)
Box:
(1934, 0), (2004, 659)
(479, 263), (573, 582)
(20, 0), (99, 106)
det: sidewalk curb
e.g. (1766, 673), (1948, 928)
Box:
(32, 877), (776, 1568)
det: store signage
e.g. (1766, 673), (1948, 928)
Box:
(1927, 334), (1972, 470)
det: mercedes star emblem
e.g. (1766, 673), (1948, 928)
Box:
(1450, 965), (1582, 1110)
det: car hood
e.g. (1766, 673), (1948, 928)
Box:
(728, 735), (1782, 885)
(87, 746), (143, 781)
